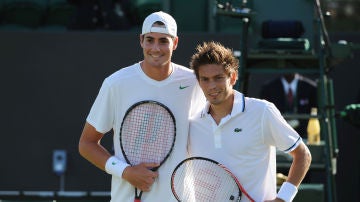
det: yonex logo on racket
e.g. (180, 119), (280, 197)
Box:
(179, 85), (190, 90)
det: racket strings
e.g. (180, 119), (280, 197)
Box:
(172, 160), (241, 202)
(121, 103), (175, 165)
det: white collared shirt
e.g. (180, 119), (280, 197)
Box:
(189, 90), (301, 202)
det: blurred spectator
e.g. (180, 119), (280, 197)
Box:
(260, 73), (318, 138)
(67, 0), (131, 30)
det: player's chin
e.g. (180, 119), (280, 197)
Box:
(149, 59), (169, 68)
(207, 98), (221, 105)
(206, 94), (220, 103)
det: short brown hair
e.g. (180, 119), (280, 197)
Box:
(190, 41), (239, 80)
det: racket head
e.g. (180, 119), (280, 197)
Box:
(120, 100), (176, 167)
(171, 157), (242, 202)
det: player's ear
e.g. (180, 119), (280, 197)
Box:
(140, 34), (144, 48)
(230, 71), (238, 86)
(172, 36), (179, 50)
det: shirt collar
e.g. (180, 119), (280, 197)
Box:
(281, 74), (299, 94)
(232, 90), (246, 115)
(200, 90), (245, 118)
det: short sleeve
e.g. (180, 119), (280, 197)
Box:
(86, 79), (115, 133)
(262, 102), (301, 152)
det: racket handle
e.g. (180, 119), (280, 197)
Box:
(134, 199), (141, 202)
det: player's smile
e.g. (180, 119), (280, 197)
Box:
(149, 53), (163, 60)
(208, 91), (221, 99)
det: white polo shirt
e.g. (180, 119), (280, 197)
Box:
(87, 62), (205, 202)
(189, 90), (301, 202)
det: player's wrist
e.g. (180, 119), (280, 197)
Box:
(105, 156), (129, 178)
(277, 182), (298, 202)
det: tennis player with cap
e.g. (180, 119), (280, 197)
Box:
(78, 11), (205, 202)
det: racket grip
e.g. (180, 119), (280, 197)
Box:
(134, 199), (141, 202)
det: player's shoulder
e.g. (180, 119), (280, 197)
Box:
(245, 96), (269, 105)
(111, 63), (138, 76)
(244, 97), (285, 121)
(172, 63), (197, 83)
(173, 63), (194, 74)
(105, 63), (139, 83)
(244, 96), (276, 111)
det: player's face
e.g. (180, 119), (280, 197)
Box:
(140, 32), (178, 68)
(198, 64), (237, 105)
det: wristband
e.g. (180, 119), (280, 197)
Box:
(277, 182), (298, 202)
(105, 156), (129, 178)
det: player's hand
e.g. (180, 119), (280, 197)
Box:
(122, 163), (159, 192)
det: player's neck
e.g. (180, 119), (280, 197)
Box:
(209, 95), (234, 125)
(140, 61), (173, 81)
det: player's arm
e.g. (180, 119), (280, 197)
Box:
(78, 122), (111, 171)
(287, 141), (312, 187)
(78, 122), (158, 191)
(274, 141), (312, 202)
(266, 141), (311, 202)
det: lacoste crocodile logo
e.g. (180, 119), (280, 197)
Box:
(234, 128), (242, 133)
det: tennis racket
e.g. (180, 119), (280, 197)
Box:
(120, 100), (176, 202)
(171, 157), (255, 202)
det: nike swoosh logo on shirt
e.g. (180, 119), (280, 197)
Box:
(179, 85), (190, 90)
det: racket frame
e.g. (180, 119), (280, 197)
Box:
(171, 156), (255, 202)
(119, 100), (177, 201)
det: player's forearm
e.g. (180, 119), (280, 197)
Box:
(287, 143), (312, 187)
(79, 140), (111, 171)
(275, 143), (311, 202)
(79, 123), (113, 171)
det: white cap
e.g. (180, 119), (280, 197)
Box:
(141, 11), (177, 37)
